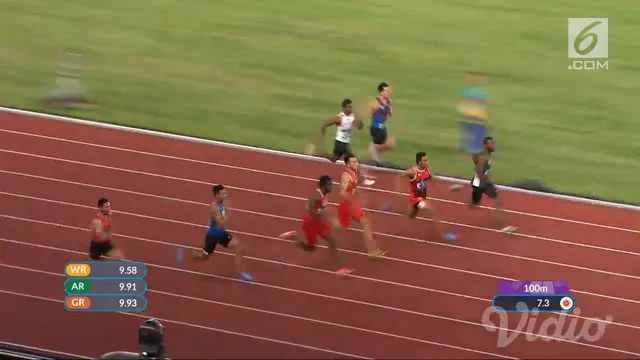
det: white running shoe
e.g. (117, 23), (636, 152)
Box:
(363, 178), (376, 186)
(501, 225), (518, 234)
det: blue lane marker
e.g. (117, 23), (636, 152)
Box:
(444, 233), (457, 241)
(176, 247), (184, 267)
(380, 202), (393, 211)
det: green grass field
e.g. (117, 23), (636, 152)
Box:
(1, 0), (638, 202)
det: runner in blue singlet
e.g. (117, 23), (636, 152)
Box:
(367, 82), (399, 164)
(189, 184), (254, 281)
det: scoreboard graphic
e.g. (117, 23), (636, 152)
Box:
(492, 280), (576, 313)
(64, 261), (148, 312)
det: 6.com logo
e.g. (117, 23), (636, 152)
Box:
(567, 18), (608, 71)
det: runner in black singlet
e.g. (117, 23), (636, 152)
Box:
(468, 137), (517, 234)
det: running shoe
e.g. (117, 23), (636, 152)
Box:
(240, 272), (255, 282)
(501, 225), (518, 234)
(367, 249), (388, 259)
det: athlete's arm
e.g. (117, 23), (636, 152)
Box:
(310, 116), (341, 150)
(91, 219), (108, 241)
(365, 98), (379, 116)
(395, 168), (415, 193)
(427, 164), (437, 184)
(474, 154), (488, 185)
(320, 116), (341, 134)
(211, 205), (226, 228)
(354, 114), (364, 130)
(306, 192), (323, 218)
(319, 117), (341, 137)
(356, 169), (369, 186)
(340, 172), (352, 198)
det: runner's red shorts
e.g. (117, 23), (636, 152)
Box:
(409, 193), (428, 208)
(302, 216), (332, 246)
(337, 199), (365, 227)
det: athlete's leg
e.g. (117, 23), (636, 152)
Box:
(193, 233), (215, 260)
(469, 185), (484, 208)
(322, 233), (342, 266)
(281, 219), (318, 251)
(407, 204), (419, 218)
(192, 249), (208, 259)
(354, 209), (386, 258)
(106, 247), (125, 260)
(486, 185), (517, 233)
(407, 196), (422, 218)
(337, 200), (352, 229)
(422, 201), (445, 240)
(304, 142), (342, 163)
(358, 214), (376, 253)
(226, 234), (254, 280)
(368, 128), (385, 163)
(375, 135), (396, 153)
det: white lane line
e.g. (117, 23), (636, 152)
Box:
(1, 128), (637, 233)
(3, 216), (640, 332)
(0, 263), (516, 359)
(0, 290), (368, 359)
(2, 153), (639, 258)
(2, 239), (636, 357)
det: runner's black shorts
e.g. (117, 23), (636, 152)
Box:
(370, 126), (388, 145)
(203, 231), (233, 255)
(332, 140), (351, 159)
(471, 183), (498, 205)
(89, 240), (114, 260)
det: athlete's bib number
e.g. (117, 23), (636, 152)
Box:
(472, 175), (481, 187)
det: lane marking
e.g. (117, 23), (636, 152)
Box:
(0, 341), (91, 360)
(3, 191), (640, 283)
(0, 290), (368, 359)
(2, 154), (639, 258)
(1, 128), (637, 233)
(1, 263), (517, 359)
(2, 240), (636, 357)
(3, 215), (640, 332)
(3, 170), (640, 277)
(1, 106), (638, 212)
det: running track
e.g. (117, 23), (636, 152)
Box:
(1, 110), (639, 359)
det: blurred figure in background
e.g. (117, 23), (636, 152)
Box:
(43, 50), (93, 109)
(457, 72), (489, 154)
(305, 98), (364, 163)
(366, 82), (401, 165)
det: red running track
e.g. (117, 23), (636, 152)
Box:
(1, 111), (639, 359)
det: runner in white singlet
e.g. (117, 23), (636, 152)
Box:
(306, 98), (363, 163)
(304, 98), (376, 186)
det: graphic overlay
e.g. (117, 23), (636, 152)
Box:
(492, 294), (577, 313)
(567, 18), (609, 71)
(64, 261), (148, 312)
(64, 261), (147, 278)
(497, 280), (569, 294)
(483, 280), (612, 347)
(493, 280), (575, 312)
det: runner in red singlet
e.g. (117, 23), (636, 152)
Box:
(337, 154), (387, 258)
(89, 198), (124, 260)
(396, 152), (446, 240)
(279, 176), (352, 275)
